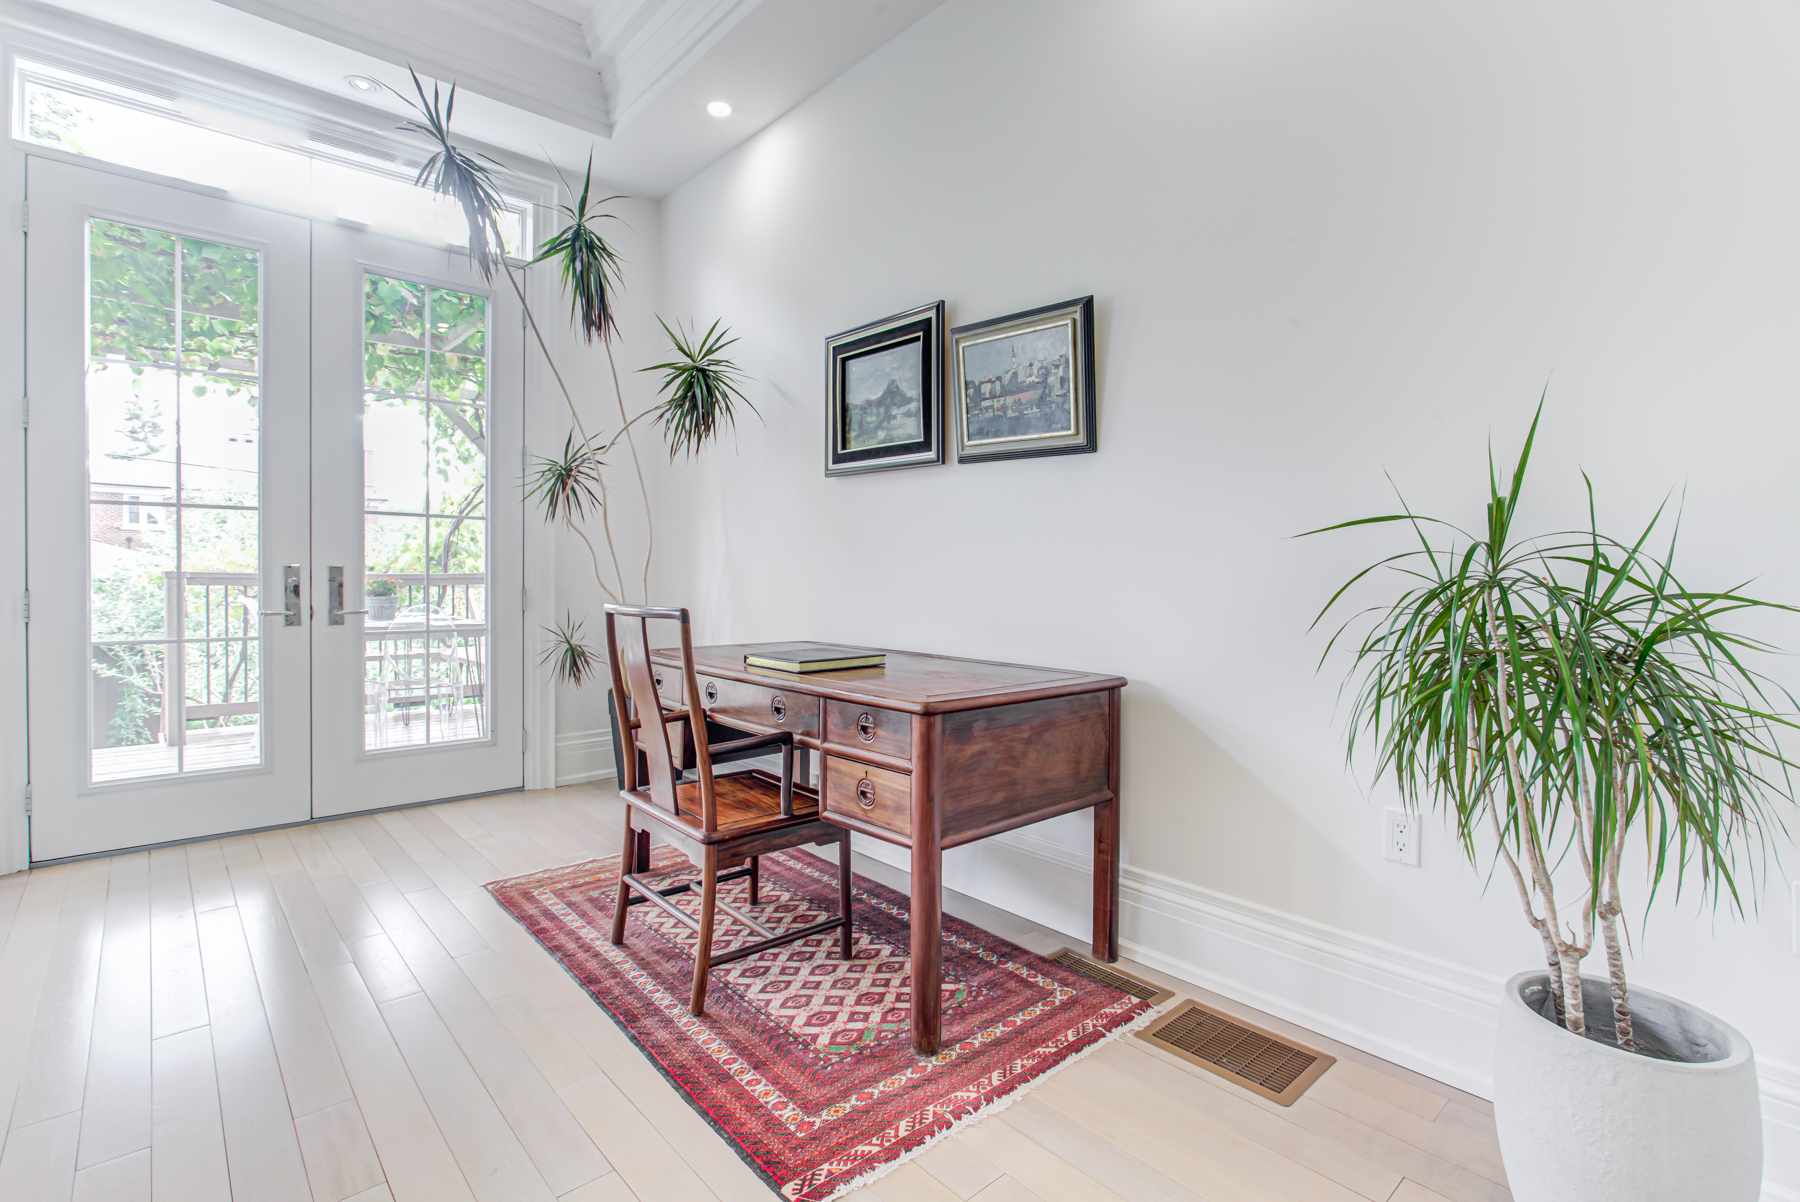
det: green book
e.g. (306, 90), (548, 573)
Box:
(744, 645), (885, 673)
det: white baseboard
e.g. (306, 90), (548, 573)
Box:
(1763, 1060), (1800, 1202)
(846, 825), (1799, 1198)
(554, 727), (616, 787)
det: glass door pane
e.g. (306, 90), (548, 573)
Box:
(361, 273), (489, 751)
(86, 219), (263, 783)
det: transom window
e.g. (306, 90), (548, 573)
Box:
(15, 60), (530, 254)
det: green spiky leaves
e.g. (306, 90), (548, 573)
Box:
(533, 156), (625, 344)
(642, 318), (753, 459)
(398, 68), (507, 279)
(1307, 402), (1797, 921)
(525, 433), (605, 524)
(540, 613), (599, 687)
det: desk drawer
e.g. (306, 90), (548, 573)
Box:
(824, 756), (911, 839)
(824, 701), (911, 760)
(699, 676), (820, 740)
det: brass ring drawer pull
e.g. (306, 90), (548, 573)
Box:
(704, 682), (718, 705)
(856, 779), (877, 809)
(856, 713), (877, 742)
(653, 672), (664, 690)
(771, 695), (786, 722)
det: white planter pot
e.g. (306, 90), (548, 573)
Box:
(1493, 971), (1762, 1202)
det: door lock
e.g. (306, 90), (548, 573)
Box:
(260, 564), (303, 626)
(327, 565), (367, 625)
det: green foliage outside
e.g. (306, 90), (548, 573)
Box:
(364, 274), (489, 597)
(88, 220), (265, 748)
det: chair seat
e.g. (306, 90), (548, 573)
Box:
(623, 768), (823, 844)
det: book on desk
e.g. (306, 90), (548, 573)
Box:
(744, 645), (886, 673)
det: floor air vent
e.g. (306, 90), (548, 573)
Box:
(1135, 1000), (1335, 1106)
(1049, 950), (1176, 1005)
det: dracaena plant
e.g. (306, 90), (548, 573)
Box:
(1307, 403), (1795, 1049)
(395, 71), (753, 681)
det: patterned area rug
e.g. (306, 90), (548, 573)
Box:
(486, 846), (1154, 1201)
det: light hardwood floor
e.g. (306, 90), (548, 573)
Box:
(0, 785), (1511, 1202)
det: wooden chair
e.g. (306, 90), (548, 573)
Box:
(604, 604), (854, 1015)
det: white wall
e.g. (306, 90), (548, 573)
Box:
(651, 0), (1800, 1191)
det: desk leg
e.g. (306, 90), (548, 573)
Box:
(1093, 795), (1119, 962)
(910, 715), (942, 1055)
(910, 836), (942, 1055)
(1094, 687), (1122, 962)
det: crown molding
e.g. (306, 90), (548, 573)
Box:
(583, 0), (761, 132)
(210, 0), (612, 136)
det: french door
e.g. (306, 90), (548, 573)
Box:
(309, 221), (522, 816)
(24, 156), (522, 861)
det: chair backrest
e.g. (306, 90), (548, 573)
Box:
(603, 604), (717, 831)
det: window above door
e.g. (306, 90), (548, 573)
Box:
(12, 55), (539, 254)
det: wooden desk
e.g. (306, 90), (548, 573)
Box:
(649, 643), (1126, 1055)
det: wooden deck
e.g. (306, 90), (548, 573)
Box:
(0, 786), (1510, 1202)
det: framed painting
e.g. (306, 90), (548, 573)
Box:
(824, 301), (944, 476)
(951, 296), (1096, 463)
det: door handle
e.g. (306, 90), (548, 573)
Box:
(262, 565), (302, 625)
(327, 565), (365, 624)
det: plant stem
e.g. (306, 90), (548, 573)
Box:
(592, 476), (627, 605)
(505, 262), (589, 445)
(570, 520), (621, 605)
(602, 339), (652, 604)
(1487, 794), (1567, 1023)
(1601, 765), (1635, 1050)
(1488, 583), (1587, 1035)
(503, 259), (629, 607)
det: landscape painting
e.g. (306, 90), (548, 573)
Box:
(959, 323), (1075, 443)
(951, 296), (1097, 463)
(842, 338), (924, 450)
(824, 301), (944, 476)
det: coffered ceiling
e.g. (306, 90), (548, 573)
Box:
(13, 0), (944, 194)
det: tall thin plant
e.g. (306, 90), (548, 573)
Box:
(1307, 404), (1795, 1046)
(395, 70), (752, 675)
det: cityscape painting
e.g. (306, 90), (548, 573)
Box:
(824, 301), (945, 476)
(952, 296), (1097, 463)
(842, 338), (925, 450)
(959, 323), (1075, 443)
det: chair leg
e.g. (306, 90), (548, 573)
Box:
(838, 831), (854, 961)
(748, 855), (760, 905)
(611, 811), (635, 945)
(690, 846), (719, 1016)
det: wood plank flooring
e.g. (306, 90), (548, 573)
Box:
(0, 786), (1511, 1202)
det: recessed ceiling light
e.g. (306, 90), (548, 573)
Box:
(345, 75), (379, 93)
(706, 100), (732, 118)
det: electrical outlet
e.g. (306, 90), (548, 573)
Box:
(1384, 808), (1421, 867)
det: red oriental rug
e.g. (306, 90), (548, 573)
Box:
(486, 846), (1154, 1201)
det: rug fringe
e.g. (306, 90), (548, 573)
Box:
(819, 998), (1174, 1201)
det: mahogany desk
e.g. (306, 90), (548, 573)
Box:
(647, 643), (1127, 1055)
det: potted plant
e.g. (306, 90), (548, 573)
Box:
(1308, 406), (1789, 1200)
(363, 576), (400, 622)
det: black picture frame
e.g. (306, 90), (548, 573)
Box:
(824, 301), (945, 477)
(950, 295), (1097, 463)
